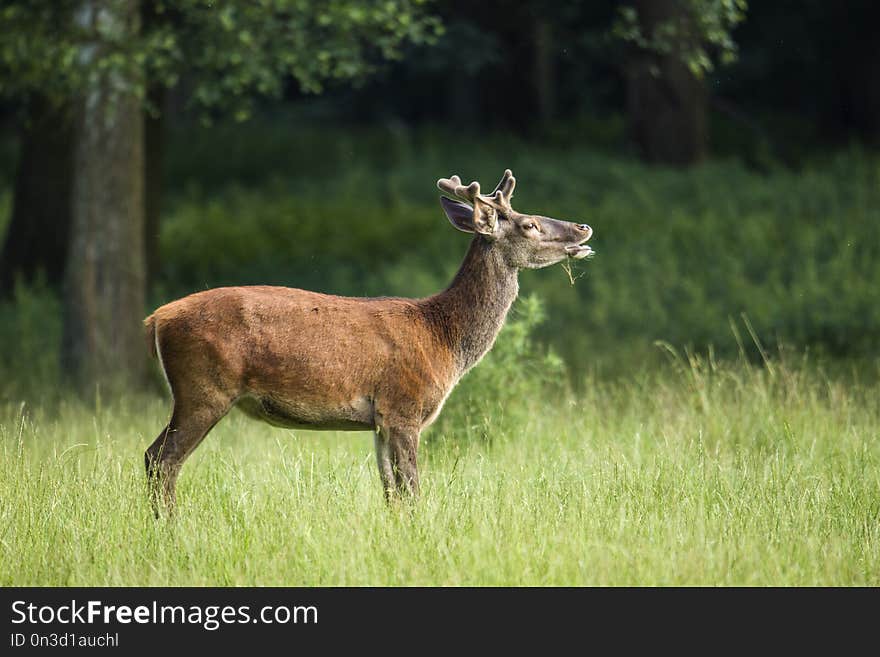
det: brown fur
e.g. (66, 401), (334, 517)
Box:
(144, 170), (592, 514)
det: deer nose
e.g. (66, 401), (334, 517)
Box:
(576, 223), (592, 238)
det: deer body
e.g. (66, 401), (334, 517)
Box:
(148, 286), (458, 432)
(145, 170), (592, 513)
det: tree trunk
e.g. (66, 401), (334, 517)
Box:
(625, 0), (707, 166)
(533, 18), (556, 125)
(0, 99), (74, 296)
(62, 0), (146, 389)
(838, 40), (880, 145)
(142, 1), (167, 292)
(144, 86), (165, 292)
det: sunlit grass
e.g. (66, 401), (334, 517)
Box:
(2, 355), (878, 586)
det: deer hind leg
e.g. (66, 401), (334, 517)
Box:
(145, 399), (230, 517)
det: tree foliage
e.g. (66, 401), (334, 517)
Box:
(614, 0), (747, 77)
(0, 0), (441, 118)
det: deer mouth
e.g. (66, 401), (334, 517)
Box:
(565, 237), (594, 260)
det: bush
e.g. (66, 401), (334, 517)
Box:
(0, 278), (61, 400)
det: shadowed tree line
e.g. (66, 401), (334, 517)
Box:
(1, 0), (878, 390)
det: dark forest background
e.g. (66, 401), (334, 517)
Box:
(1, 0), (879, 397)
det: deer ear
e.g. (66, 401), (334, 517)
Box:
(440, 196), (476, 233)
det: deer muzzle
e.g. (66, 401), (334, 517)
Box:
(564, 223), (593, 259)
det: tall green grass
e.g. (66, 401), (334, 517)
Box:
(2, 351), (878, 586)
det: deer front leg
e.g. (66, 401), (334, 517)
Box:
(374, 430), (396, 502)
(374, 424), (420, 501)
(390, 427), (420, 497)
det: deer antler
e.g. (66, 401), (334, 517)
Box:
(437, 174), (482, 204)
(437, 169), (516, 212)
(487, 169), (516, 212)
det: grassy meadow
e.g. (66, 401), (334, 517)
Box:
(1, 119), (879, 585)
(1, 350), (878, 586)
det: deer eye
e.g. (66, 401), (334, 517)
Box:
(523, 222), (539, 232)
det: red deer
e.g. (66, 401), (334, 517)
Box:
(144, 170), (592, 513)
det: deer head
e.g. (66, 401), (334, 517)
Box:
(437, 169), (593, 269)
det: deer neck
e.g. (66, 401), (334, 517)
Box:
(423, 236), (520, 374)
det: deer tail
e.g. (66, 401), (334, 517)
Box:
(144, 314), (158, 360)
